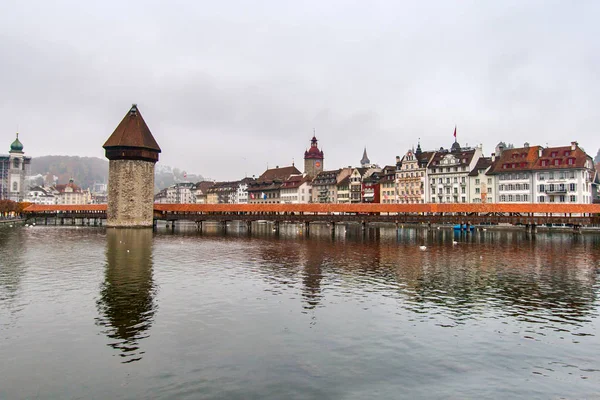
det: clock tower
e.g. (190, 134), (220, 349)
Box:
(304, 134), (324, 178)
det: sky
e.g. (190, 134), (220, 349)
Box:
(1, 0), (599, 180)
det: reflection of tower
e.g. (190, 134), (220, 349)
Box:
(304, 133), (324, 178)
(103, 104), (161, 227)
(96, 229), (156, 363)
(301, 245), (326, 310)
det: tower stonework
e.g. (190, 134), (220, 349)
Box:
(304, 135), (324, 178)
(103, 104), (161, 227)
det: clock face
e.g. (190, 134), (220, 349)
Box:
(315, 161), (321, 168)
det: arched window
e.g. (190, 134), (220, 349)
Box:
(12, 182), (18, 191)
(13, 159), (19, 169)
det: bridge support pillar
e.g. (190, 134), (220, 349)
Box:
(304, 221), (310, 236)
(171, 221), (176, 233)
(531, 224), (537, 235)
(221, 221), (227, 232)
(246, 221), (252, 233)
(273, 220), (280, 234)
(573, 225), (582, 235)
(330, 221), (335, 237)
(45, 218), (48, 225)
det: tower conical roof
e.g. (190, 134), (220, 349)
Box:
(103, 104), (161, 152)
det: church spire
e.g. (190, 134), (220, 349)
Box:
(360, 147), (370, 167)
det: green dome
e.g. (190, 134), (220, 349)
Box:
(10, 134), (23, 152)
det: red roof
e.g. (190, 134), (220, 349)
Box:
(103, 104), (161, 152)
(487, 146), (541, 174)
(532, 144), (590, 170)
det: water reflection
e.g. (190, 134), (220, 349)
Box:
(96, 228), (156, 363)
(0, 227), (27, 317)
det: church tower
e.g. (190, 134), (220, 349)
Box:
(304, 134), (324, 178)
(103, 104), (161, 227)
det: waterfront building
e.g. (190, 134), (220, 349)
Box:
(154, 182), (196, 204)
(361, 169), (382, 203)
(427, 141), (483, 203)
(0, 133), (32, 201)
(193, 181), (215, 204)
(55, 179), (91, 205)
(396, 144), (434, 204)
(304, 135), (324, 178)
(486, 144), (540, 203)
(336, 175), (351, 204)
(379, 165), (397, 203)
(532, 142), (597, 204)
(311, 168), (352, 203)
(248, 165), (301, 204)
(468, 157), (494, 203)
(26, 185), (57, 205)
(103, 104), (161, 227)
(207, 181), (240, 204)
(235, 177), (254, 204)
(349, 168), (368, 203)
(280, 174), (312, 204)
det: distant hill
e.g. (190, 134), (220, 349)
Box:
(29, 156), (204, 193)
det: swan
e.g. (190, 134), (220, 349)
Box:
(452, 240), (458, 245)
(419, 245), (427, 251)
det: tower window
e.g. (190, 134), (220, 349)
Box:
(13, 182), (18, 191)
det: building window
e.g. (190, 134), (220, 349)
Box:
(508, 194), (513, 202)
(539, 184), (545, 192)
(559, 195), (565, 203)
(475, 188), (480, 194)
(475, 178), (480, 184)
(500, 195), (506, 202)
(570, 195), (576, 202)
(461, 187), (466, 194)
(487, 178), (492, 184)
(12, 182), (18, 191)
(13, 159), (19, 168)
(538, 196), (545, 203)
(569, 183), (576, 191)
(523, 195), (528, 202)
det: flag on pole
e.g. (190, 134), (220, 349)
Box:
(250, 193), (255, 199)
(261, 192), (267, 200)
(453, 125), (457, 138)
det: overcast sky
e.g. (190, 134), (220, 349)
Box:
(1, 0), (598, 180)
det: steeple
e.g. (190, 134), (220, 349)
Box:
(415, 139), (422, 156)
(360, 147), (370, 167)
(304, 131), (324, 177)
(10, 132), (24, 153)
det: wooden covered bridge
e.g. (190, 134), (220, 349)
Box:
(23, 203), (600, 233)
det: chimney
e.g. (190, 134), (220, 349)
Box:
(491, 152), (496, 162)
(524, 142), (529, 149)
(538, 147), (543, 157)
(571, 141), (578, 150)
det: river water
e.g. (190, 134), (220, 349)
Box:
(1, 223), (599, 399)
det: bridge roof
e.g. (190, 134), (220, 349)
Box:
(24, 203), (600, 214)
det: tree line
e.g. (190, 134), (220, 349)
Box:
(0, 200), (29, 218)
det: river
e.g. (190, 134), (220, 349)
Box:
(1, 223), (599, 399)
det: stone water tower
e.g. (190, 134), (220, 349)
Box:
(103, 104), (161, 227)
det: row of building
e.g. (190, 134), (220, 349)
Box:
(2, 131), (598, 205)
(154, 135), (600, 205)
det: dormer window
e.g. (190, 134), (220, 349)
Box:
(551, 151), (558, 157)
(541, 160), (548, 167)
(567, 158), (574, 165)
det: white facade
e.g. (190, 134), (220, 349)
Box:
(428, 146), (483, 203)
(469, 170), (495, 203)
